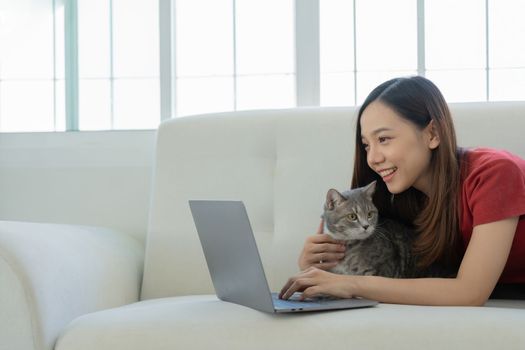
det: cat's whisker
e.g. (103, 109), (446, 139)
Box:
(372, 226), (394, 244)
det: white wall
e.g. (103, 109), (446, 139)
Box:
(0, 130), (156, 242)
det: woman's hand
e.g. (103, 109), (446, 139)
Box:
(279, 267), (358, 300)
(297, 219), (346, 271)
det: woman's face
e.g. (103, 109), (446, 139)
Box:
(359, 101), (440, 195)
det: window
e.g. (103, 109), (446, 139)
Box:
(0, 0), (524, 132)
(320, 0), (417, 106)
(425, 0), (486, 102)
(488, 0), (525, 101)
(0, 0), (63, 132)
(320, 0), (525, 105)
(174, 0), (294, 117)
(0, 0), (160, 132)
(77, 0), (160, 130)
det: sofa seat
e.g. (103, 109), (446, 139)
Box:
(55, 296), (525, 350)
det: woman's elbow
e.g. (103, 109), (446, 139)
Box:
(453, 279), (491, 306)
(466, 297), (487, 307)
(463, 288), (490, 306)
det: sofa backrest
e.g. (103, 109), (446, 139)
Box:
(140, 102), (525, 300)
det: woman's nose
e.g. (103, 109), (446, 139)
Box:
(367, 145), (384, 165)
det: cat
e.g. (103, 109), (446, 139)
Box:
(321, 181), (416, 278)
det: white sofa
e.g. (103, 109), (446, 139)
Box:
(1, 102), (525, 350)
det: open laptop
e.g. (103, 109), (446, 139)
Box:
(188, 200), (378, 313)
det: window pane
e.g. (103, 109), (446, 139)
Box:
(236, 0), (294, 75)
(177, 77), (234, 117)
(55, 2), (65, 80)
(426, 70), (486, 102)
(320, 0), (354, 106)
(79, 79), (111, 130)
(176, 0), (234, 77)
(321, 72), (355, 106)
(236, 75), (295, 110)
(113, 0), (159, 77)
(0, 81), (54, 132)
(425, 0), (485, 69)
(356, 0), (416, 71)
(0, 0), (54, 79)
(320, 0), (354, 74)
(55, 79), (66, 131)
(356, 71), (416, 104)
(490, 69), (525, 101)
(78, 0), (110, 78)
(114, 79), (160, 129)
(489, 0), (525, 68)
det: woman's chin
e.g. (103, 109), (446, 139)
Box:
(385, 181), (408, 195)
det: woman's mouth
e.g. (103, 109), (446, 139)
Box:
(379, 167), (397, 182)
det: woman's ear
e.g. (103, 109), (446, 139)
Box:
(425, 120), (440, 149)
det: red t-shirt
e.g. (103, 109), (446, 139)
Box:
(460, 148), (525, 283)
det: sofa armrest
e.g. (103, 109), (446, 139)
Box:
(0, 221), (144, 350)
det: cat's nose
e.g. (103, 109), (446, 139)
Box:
(363, 225), (369, 230)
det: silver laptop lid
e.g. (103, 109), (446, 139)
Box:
(189, 200), (275, 313)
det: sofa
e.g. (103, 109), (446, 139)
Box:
(1, 102), (525, 350)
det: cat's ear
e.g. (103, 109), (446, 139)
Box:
(326, 189), (345, 210)
(362, 181), (377, 199)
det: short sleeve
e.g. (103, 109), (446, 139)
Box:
(466, 156), (525, 227)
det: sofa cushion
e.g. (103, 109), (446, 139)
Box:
(55, 296), (525, 350)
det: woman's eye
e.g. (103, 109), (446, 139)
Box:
(378, 136), (389, 143)
(347, 213), (357, 221)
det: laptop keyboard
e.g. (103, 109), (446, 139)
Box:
(273, 298), (321, 309)
(271, 293), (330, 309)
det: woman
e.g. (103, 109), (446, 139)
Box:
(279, 76), (525, 305)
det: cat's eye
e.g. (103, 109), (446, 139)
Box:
(367, 212), (373, 219)
(347, 213), (358, 221)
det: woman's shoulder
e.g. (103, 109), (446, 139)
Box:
(459, 147), (525, 227)
(461, 147), (525, 189)
(462, 147), (525, 175)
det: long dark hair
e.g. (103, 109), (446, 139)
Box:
(351, 76), (464, 269)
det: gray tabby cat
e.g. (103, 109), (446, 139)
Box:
(322, 181), (415, 278)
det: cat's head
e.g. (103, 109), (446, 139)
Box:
(322, 181), (378, 241)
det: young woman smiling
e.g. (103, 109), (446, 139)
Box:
(280, 76), (525, 306)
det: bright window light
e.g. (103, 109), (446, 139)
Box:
(1, 0), (524, 132)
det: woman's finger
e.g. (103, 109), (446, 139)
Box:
(310, 251), (345, 263)
(309, 242), (346, 255)
(313, 261), (340, 270)
(300, 286), (324, 300)
(308, 232), (346, 247)
(317, 219), (325, 234)
(279, 269), (314, 299)
(279, 277), (302, 300)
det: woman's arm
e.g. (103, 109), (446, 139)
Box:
(280, 216), (518, 306)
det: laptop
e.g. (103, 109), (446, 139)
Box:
(188, 200), (378, 313)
